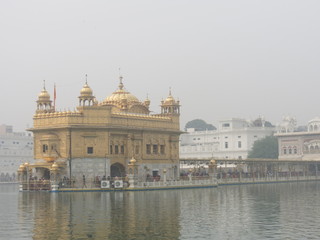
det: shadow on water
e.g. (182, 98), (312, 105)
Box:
(1, 182), (320, 240)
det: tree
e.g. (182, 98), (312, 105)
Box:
(185, 119), (216, 131)
(248, 135), (278, 159)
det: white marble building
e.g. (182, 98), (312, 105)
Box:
(0, 125), (34, 182)
(180, 118), (275, 160)
(276, 117), (320, 161)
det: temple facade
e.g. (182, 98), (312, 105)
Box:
(20, 76), (181, 186)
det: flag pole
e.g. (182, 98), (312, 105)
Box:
(54, 83), (56, 111)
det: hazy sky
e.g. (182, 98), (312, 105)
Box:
(1, 0), (320, 131)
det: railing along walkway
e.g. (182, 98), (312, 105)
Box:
(218, 175), (318, 185)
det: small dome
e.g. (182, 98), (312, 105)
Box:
(38, 88), (50, 101)
(80, 83), (93, 97)
(210, 159), (216, 165)
(164, 95), (175, 104)
(51, 162), (59, 170)
(162, 89), (177, 105)
(129, 157), (137, 164)
(308, 117), (320, 124)
(144, 96), (150, 107)
(18, 164), (25, 172)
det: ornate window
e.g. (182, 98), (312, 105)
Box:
(121, 145), (125, 154)
(42, 144), (48, 153)
(115, 145), (119, 154)
(146, 144), (151, 154)
(153, 144), (158, 154)
(87, 147), (93, 154)
(160, 145), (165, 154)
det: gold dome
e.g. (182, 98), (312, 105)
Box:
(162, 89), (176, 105)
(51, 162), (59, 170)
(129, 157), (137, 164)
(18, 164), (25, 172)
(80, 83), (93, 97)
(103, 76), (140, 104)
(210, 159), (216, 165)
(38, 87), (50, 101)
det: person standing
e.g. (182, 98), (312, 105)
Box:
(82, 174), (87, 188)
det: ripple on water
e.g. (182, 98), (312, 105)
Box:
(1, 182), (320, 239)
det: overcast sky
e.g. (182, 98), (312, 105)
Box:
(1, 0), (320, 131)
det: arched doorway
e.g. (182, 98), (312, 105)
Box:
(110, 163), (126, 178)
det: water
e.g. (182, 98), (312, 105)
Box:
(1, 182), (320, 240)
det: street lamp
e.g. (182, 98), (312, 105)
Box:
(24, 162), (29, 191)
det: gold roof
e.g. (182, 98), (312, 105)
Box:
(103, 76), (140, 104)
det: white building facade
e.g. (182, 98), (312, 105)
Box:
(0, 125), (34, 182)
(180, 118), (275, 160)
(276, 117), (320, 161)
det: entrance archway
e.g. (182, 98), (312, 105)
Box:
(110, 163), (126, 178)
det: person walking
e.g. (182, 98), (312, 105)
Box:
(82, 174), (87, 188)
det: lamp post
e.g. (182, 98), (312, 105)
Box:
(24, 162), (29, 191)
(188, 168), (192, 182)
(105, 154), (107, 178)
(50, 162), (59, 191)
(17, 164), (25, 191)
(163, 168), (167, 183)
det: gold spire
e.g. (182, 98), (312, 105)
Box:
(119, 75), (124, 90)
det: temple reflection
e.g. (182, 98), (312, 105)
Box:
(18, 191), (181, 239)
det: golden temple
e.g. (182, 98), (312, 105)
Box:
(18, 76), (182, 189)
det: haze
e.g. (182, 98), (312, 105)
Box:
(1, 0), (320, 131)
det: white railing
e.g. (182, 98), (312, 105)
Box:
(136, 178), (217, 188)
(218, 175), (318, 185)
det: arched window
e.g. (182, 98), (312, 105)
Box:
(310, 146), (315, 153)
(310, 125), (314, 132)
(42, 144), (48, 153)
(283, 148), (287, 155)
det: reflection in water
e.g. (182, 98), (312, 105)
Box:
(18, 191), (181, 240)
(0, 182), (318, 239)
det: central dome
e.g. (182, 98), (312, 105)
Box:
(101, 76), (150, 114)
(103, 76), (140, 104)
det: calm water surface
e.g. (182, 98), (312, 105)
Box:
(1, 182), (320, 240)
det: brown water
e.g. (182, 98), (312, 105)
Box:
(1, 182), (320, 240)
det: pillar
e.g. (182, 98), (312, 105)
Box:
(128, 157), (138, 188)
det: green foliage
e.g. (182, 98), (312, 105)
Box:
(185, 119), (216, 131)
(248, 135), (278, 159)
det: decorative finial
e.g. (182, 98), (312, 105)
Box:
(169, 87), (172, 96)
(85, 74), (88, 84)
(43, 80), (46, 90)
(118, 68), (124, 90)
